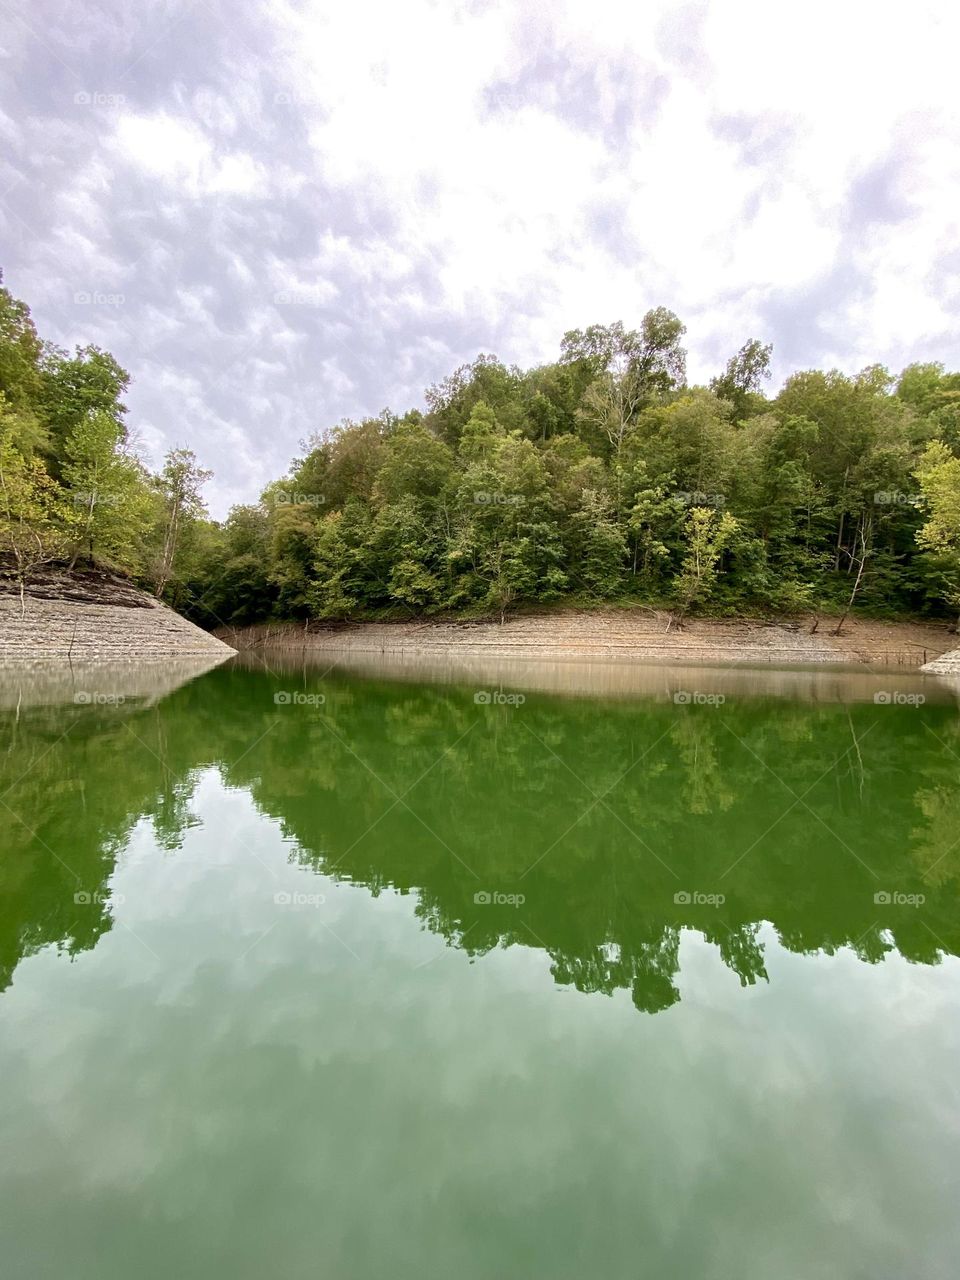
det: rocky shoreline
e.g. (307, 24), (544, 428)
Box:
(0, 568), (235, 660)
(219, 609), (955, 670)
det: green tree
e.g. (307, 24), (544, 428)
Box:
(39, 344), (129, 463)
(0, 411), (70, 611)
(374, 419), (454, 504)
(568, 489), (628, 598)
(710, 338), (773, 419)
(61, 410), (150, 570)
(0, 274), (45, 453)
(150, 448), (212, 599)
(673, 507), (740, 622)
(915, 441), (960, 628)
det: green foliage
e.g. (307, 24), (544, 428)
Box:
(0, 410), (72, 597)
(61, 409), (151, 571)
(4, 266), (960, 628)
(710, 338), (772, 420)
(40, 344), (129, 466)
(915, 442), (960, 624)
(674, 507), (740, 617)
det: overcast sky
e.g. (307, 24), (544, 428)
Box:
(2, 0), (958, 516)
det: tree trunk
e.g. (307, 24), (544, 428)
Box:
(833, 538), (868, 635)
(834, 509), (849, 570)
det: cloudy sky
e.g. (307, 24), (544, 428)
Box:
(1, 0), (958, 515)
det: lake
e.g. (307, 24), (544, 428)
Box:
(1, 654), (959, 1278)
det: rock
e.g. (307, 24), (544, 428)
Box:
(921, 649), (960, 675)
(0, 567), (235, 659)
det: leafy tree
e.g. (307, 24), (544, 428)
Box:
(0, 274), (45, 453)
(710, 338), (773, 419)
(61, 410), (150, 570)
(0, 411), (70, 611)
(372, 494), (443, 610)
(425, 355), (527, 448)
(568, 489), (628, 597)
(270, 502), (323, 619)
(39, 344), (129, 463)
(673, 507), (740, 622)
(915, 441), (960, 628)
(562, 309), (687, 407)
(373, 420), (454, 505)
(150, 448), (212, 599)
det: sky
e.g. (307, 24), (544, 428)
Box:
(1, 0), (958, 517)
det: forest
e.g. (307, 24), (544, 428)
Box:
(3, 268), (960, 630)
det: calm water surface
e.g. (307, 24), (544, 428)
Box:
(2, 656), (960, 1279)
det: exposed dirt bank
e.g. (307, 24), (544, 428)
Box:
(220, 609), (954, 669)
(0, 566), (235, 660)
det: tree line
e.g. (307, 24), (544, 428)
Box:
(3, 270), (960, 628)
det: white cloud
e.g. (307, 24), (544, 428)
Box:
(3, 0), (959, 514)
(114, 112), (264, 197)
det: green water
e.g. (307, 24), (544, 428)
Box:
(2, 657), (960, 1279)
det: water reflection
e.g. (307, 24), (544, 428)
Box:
(1, 656), (959, 1009)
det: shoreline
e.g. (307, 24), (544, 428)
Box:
(218, 609), (956, 670)
(0, 568), (235, 660)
